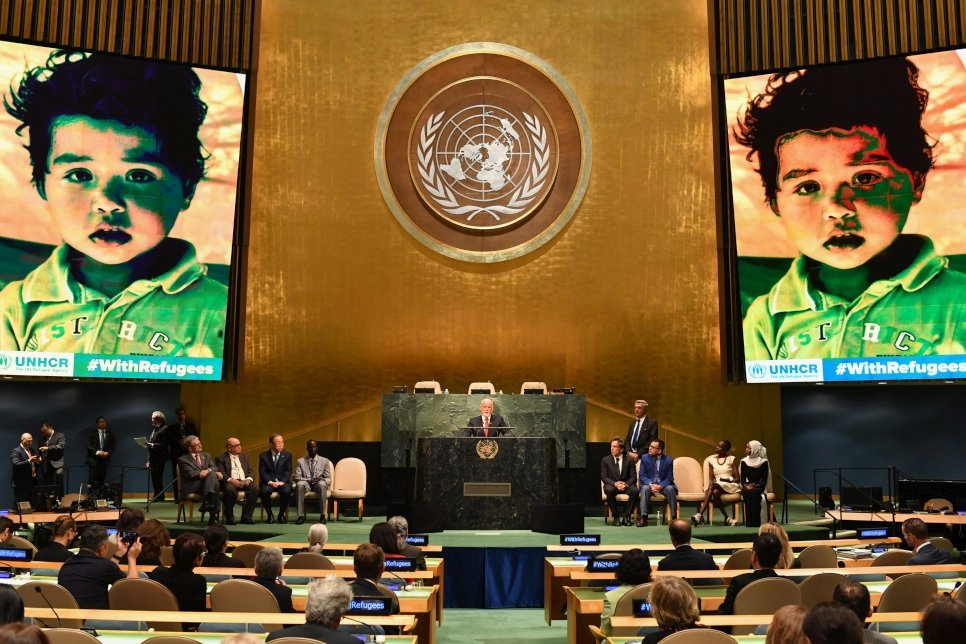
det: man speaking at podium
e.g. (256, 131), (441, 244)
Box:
(461, 398), (513, 437)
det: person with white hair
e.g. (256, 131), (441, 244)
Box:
(145, 410), (169, 502)
(266, 575), (359, 643)
(305, 523), (329, 554)
(387, 515), (426, 570)
(252, 547), (294, 612)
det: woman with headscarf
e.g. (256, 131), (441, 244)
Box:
(740, 440), (768, 527)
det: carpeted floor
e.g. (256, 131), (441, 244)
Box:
(436, 608), (566, 644)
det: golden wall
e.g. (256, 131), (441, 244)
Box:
(183, 0), (782, 466)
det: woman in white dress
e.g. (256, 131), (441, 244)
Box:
(691, 440), (740, 526)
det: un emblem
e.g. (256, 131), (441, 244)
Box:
(377, 43), (590, 262)
(476, 439), (499, 460)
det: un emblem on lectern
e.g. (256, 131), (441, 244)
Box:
(376, 42), (591, 263)
(476, 439), (499, 460)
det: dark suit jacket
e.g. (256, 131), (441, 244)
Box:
(201, 552), (247, 569)
(252, 575), (295, 612)
(600, 454), (638, 489)
(259, 450), (293, 486)
(908, 543), (957, 565)
(178, 452), (220, 495)
(461, 415), (512, 437)
(165, 420), (200, 460)
(625, 417), (659, 457)
(84, 428), (116, 465)
(146, 424), (169, 467)
(215, 451), (256, 488)
(718, 568), (778, 614)
(349, 578), (400, 614)
(40, 431), (66, 472)
(658, 545), (719, 571)
(147, 565), (208, 614)
(10, 443), (38, 489)
(400, 542), (427, 571)
(267, 622), (360, 644)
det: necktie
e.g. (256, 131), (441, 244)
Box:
(616, 457), (621, 471)
(631, 420), (641, 449)
(653, 457), (660, 483)
(484, 417), (490, 437)
(310, 459), (316, 479)
(99, 430), (105, 449)
(274, 452), (280, 468)
(195, 453), (202, 467)
(27, 447), (35, 477)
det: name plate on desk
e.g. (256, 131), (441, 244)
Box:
(464, 482), (511, 497)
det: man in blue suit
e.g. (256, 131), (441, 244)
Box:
(638, 439), (677, 526)
(902, 517), (957, 565)
(259, 434), (293, 524)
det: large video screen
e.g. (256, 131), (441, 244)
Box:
(725, 49), (966, 384)
(0, 40), (245, 380)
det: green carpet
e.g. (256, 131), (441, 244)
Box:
(436, 609), (565, 644)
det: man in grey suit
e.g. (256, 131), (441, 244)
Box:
(902, 517), (957, 565)
(294, 440), (331, 525)
(179, 435), (223, 524)
(38, 422), (66, 499)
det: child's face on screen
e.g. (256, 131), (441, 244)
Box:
(771, 126), (923, 271)
(43, 115), (188, 265)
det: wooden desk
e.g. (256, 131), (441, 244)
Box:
(324, 556), (444, 625)
(20, 510), (120, 524)
(25, 607), (415, 628)
(93, 632), (418, 644)
(545, 537), (901, 553)
(832, 510), (966, 525)
(609, 612), (922, 629)
(236, 540), (443, 554)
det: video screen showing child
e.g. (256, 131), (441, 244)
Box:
(0, 40), (245, 381)
(725, 49), (966, 384)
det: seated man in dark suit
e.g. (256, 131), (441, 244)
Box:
(350, 543), (400, 634)
(178, 436), (223, 525)
(658, 519), (721, 585)
(252, 547), (295, 612)
(600, 436), (639, 526)
(718, 533), (781, 615)
(461, 398), (512, 437)
(259, 434), (293, 524)
(266, 575), (359, 643)
(902, 517), (957, 565)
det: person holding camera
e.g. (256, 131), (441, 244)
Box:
(58, 524), (142, 609)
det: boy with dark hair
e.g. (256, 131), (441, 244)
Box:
(736, 57), (966, 360)
(0, 49), (226, 357)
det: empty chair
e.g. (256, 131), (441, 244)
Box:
(723, 548), (753, 570)
(660, 630), (739, 643)
(9, 535), (38, 555)
(211, 578), (282, 632)
(799, 572), (848, 608)
(876, 572), (938, 632)
(16, 582), (83, 629)
(331, 457), (367, 521)
(797, 544), (837, 569)
(141, 638), (204, 644)
(283, 551), (336, 584)
(924, 497), (954, 513)
(413, 380), (442, 394)
(270, 639), (326, 644)
(230, 542), (265, 567)
(44, 629), (101, 644)
(519, 381), (547, 394)
(109, 577), (182, 631)
(467, 381), (495, 394)
(672, 457), (705, 520)
(611, 582), (654, 636)
(732, 577), (802, 635)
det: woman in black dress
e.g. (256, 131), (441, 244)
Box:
(740, 440), (769, 528)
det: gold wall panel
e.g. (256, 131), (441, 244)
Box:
(185, 0), (783, 468)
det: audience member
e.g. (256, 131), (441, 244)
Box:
(764, 605), (807, 644)
(640, 576), (703, 643)
(350, 544), (400, 633)
(388, 515), (427, 570)
(305, 523), (329, 554)
(0, 585), (24, 625)
(718, 533), (781, 615)
(0, 623), (48, 644)
(369, 522), (404, 559)
(739, 441), (769, 528)
(202, 524), (246, 569)
(136, 518), (171, 565)
(802, 602), (864, 644)
(58, 524), (141, 609)
(33, 515), (76, 562)
(110, 508), (145, 544)
(266, 575), (359, 643)
(148, 532), (209, 625)
(832, 579), (898, 644)
(252, 547), (295, 612)
(693, 439), (740, 526)
(600, 548), (652, 635)
(759, 522), (798, 569)
(0, 518), (14, 545)
(902, 518), (957, 564)
(639, 439), (677, 524)
(600, 436), (639, 527)
(658, 519), (719, 579)
(920, 595), (966, 644)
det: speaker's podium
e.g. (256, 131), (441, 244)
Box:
(415, 436), (560, 530)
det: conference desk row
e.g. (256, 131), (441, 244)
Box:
(66, 633), (417, 644)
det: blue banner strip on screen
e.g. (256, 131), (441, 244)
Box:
(73, 353), (222, 380)
(746, 356), (966, 383)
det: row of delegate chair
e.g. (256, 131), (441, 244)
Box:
(413, 380), (548, 394)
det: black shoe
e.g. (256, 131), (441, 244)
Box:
(266, 514), (275, 524)
(320, 514), (327, 524)
(241, 518), (255, 525)
(278, 515), (288, 524)
(208, 512), (219, 526)
(623, 516), (634, 526)
(295, 516), (305, 525)
(225, 516), (236, 525)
